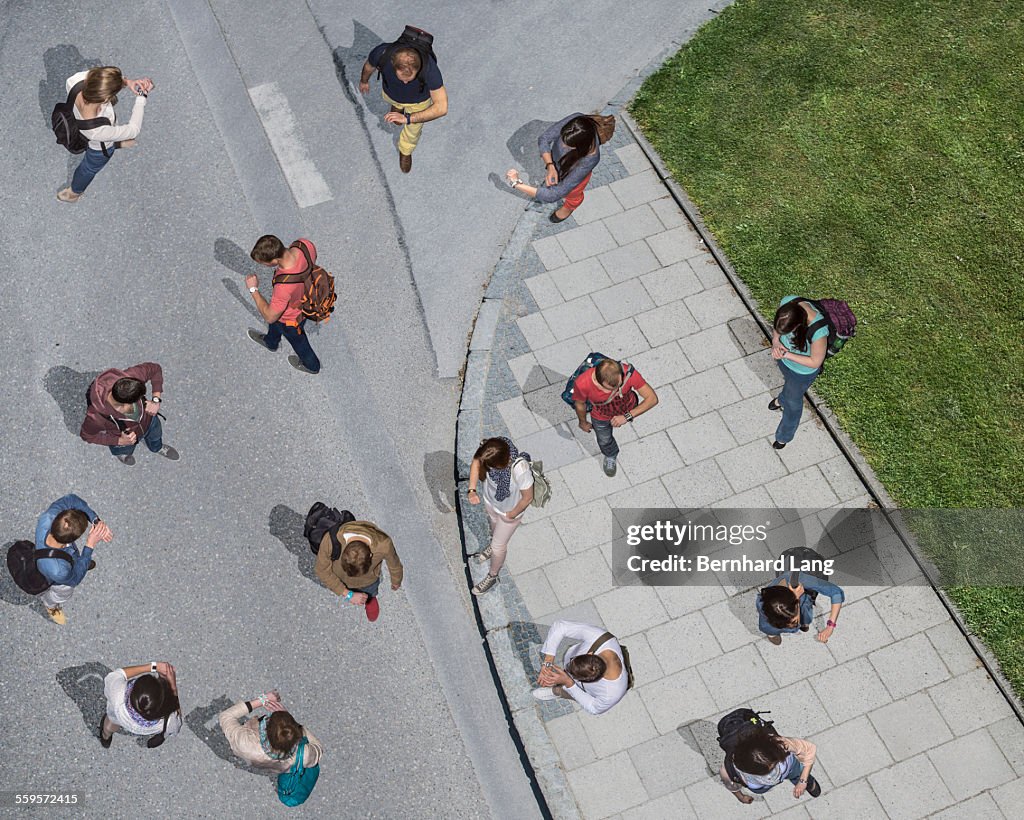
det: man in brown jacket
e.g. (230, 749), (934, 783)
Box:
(79, 362), (179, 465)
(314, 520), (403, 623)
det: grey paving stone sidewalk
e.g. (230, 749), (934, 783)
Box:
(456, 123), (1024, 818)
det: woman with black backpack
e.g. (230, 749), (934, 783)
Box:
(100, 661), (180, 748)
(720, 728), (821, 803)
(56, 66), (152, 203)
(505, 113), (616, 223)
(769, 296), (830, 448)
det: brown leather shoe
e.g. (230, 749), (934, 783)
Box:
(399, 152), (412, 174)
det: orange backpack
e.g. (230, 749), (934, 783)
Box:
(272, 241), (337, 323)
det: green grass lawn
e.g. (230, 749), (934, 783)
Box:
(630, 0), (1024, 693)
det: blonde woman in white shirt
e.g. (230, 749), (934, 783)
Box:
(466, 436), (534, 596)
(57, 66), (152, 202)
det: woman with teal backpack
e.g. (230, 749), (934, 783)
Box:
(218, 691), (322, 806)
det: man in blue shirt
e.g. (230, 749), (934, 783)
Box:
(359, 35), (448, 173)
(35, 494), (113, 625)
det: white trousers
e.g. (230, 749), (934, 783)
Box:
(40, 583), (74, 608)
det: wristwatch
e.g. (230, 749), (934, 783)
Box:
(150, 662), (158, 674)
(249, 286), (258, 294)
(405, 112), (411, 124)
(624, 411), (634, 422)
(151, 396), (161, 403)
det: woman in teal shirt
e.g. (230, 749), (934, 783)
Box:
(769, 297), (829, 448)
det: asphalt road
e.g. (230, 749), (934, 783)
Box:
(0, 0), (721, 817)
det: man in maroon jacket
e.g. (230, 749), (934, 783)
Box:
(79, 362), (179, 465)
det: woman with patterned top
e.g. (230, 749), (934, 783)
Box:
(466, 437), (535, 595)
(721, 729), (822, 803)
(100, 661), (181, 748)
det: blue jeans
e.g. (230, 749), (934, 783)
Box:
(109, 415), (162, 456)
(71, 146), (115, 194)
(265, 320), (321, 373)
(774, 361), (820, 444)
(356, 577), (381, 600)
(591, 418), (619, 458)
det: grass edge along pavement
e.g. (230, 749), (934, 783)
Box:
(628, 0), (1024, 700)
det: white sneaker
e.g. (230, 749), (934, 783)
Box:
(532, 687), (557, 701)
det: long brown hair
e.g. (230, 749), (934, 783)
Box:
(774, 301), (810, 351)
(590, 113), (616, 145)
(557, 117), (599, 182)
(82, 66), (123, 105)
(474, 437), (511, 474)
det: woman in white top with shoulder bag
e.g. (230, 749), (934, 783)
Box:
(58, 66), (152, 202)
(467, 436), (534, 596)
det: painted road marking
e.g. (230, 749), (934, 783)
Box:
(247, 82), (332, 208)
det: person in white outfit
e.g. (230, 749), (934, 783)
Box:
(466, 436), (534, 596)
(533, 620), (628, 715)
(57, 66), (152, 202)
(100, 661), (182, 748)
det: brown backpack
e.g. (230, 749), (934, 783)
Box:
(272, 241), (337, 323)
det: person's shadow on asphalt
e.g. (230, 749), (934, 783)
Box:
(213, 237), (264, 321)
(40, 45), (101, 188)
(489, 119), (559, 194)
(269, 504), (319, 585)
(42, 366), (101, 437)
(423, 451), (455, 514)
(56, 661), (113, 742)
(186, 695), (270, 779)
(330, 20), (403, 150)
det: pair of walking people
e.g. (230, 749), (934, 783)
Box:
(98, 662), (320, 804)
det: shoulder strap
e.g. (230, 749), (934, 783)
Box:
(587, 631), (615, 655)
(36, 548), (74, 565)
(66, 80), (84, 106)
(595, 364), (634, 406)
(290, 241), (315, 274)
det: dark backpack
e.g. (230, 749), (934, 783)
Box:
(273, 242), (337, 323)
(376, 25), (438, 92)
(303, 502), (355, 561)
(51, 80), (112, 157)
(801, 297), (857, 357)
(6, 540), (74, 595)
(561, 352), (634, 411)
(716, 708), (776, 756)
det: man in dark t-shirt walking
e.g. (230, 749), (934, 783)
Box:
(359, 38), (448, 173)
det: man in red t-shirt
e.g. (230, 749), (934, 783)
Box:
(572, 358), (659, 476)
(244, 235), (322, 374)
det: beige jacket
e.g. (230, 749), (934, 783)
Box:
(314, 520), (404, 594)
(218, 700), (323, 774)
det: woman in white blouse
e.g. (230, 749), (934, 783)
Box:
(100, 661), (181, 748)
(466, 436), (534, 596)
(57, 66), (153, 202)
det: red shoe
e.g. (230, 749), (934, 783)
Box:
(364, 597), (380, 622)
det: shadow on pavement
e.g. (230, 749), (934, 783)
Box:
(269, 504), (318, 585)
(43, 366), (100, 437)
(330, 21), (398, 147)
(505, 119), (558, 187)
(186, 695), (256, 774)
(40, 46), (101, 187)
(423, 450), (455, 514)
(214, 237), (263, 319)
(56, 661), (112, 740)
(679, 718), (723, 777)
